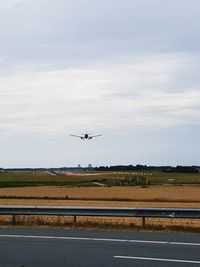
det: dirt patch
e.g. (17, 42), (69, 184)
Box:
(0, 199), (200, 208)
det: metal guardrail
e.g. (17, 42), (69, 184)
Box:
(0, 206), (200, 227)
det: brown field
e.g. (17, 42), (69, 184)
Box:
(0, 185), (199, 231)
(0, 185), (200, 202)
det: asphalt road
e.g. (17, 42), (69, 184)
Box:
(0, 228), (200, 267)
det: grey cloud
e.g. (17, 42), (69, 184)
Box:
(0, 0), (200, 70)
(0, 53), (199, 138)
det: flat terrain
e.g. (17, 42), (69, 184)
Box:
(0, 185), (199, 229)
(0, 171), (200, 188)
(0, 199), (199, 208)
(0, 173), (199, 230)
(0, 185), (200, 202)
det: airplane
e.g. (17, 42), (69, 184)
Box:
(71, 132), (102, 140)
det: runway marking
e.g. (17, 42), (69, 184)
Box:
(0, 234), (200, 247)
(114, 256), (200, 264)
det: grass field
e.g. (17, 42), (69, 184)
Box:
(0, 185), (200, 202)
(0, 171), (200, 188)
(0, 172), (199, 231)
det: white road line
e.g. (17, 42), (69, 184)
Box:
(114, 256), (200, 264)
(0, 234), (200, 247)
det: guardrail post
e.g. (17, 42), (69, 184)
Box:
(73, 216), (77, 225)
(12, 215), (16, 225)
(142, 217), (145, 228)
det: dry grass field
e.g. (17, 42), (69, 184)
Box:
(0, 185), (200, 202)
(0, 214), (198, 232)
(0, 185), (199, 231)
(0, 199), (199, 208)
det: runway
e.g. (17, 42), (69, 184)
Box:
(0, 228), (199, 266)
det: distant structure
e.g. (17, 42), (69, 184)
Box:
(78, 164), (81, 168)
(88, 164), (92, 169)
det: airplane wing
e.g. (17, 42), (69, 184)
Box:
(70, 134), (83, 138)
(90, 134), (102, 138)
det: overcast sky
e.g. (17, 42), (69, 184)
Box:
(0, 0), (199, 168)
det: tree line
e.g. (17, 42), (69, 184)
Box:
(95, 165), (200, 173)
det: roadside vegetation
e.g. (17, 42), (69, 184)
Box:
(0, 214), (199, 233)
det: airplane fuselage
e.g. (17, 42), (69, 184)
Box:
(81, 134), (92, 140)
(71, 132), (102, 140)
